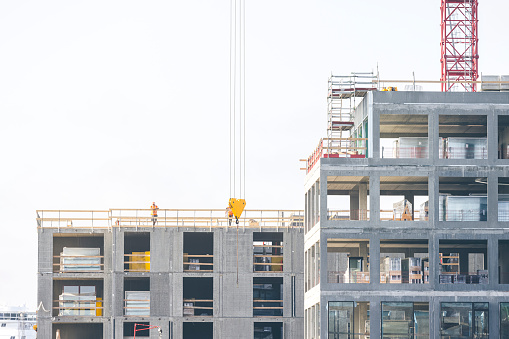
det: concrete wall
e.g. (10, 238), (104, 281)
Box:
(38, 225), (303, 339)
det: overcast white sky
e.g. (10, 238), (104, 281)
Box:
(0, 0), (508, 308)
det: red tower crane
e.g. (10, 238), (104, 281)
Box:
(440, 0), (479, 92)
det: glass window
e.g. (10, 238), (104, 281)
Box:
(328, 301), (370, 339)
(440, 302), (488, 339)
(382, 302), (413, 338)
(501, 303), (509, 338)
(329, 302), (353, 339)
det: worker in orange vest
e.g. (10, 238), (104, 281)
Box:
(151, 202), (159, 226)
(226, 206), (233, 226)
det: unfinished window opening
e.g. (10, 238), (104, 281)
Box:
(380, 114), (429, 159)
(53, 234), (104, 273)
(439, 177), (487, 221)
(440, 302), (489, 338)
(253, 232), (283, 272)
(439, 115), (487, 159)
(183, 232), (213, 272)
(183, 277), (213, 317)
(254, 322), (283, 339)
(380, 240), (429, 284)
(305, 241), (320, 291)
(123, 322), (149, 338)
(499, 178), (509, 221)
(328, 301), (370, 339)
(124, 277), (150, 316)
(380, 176), (429, 221)
(183, 322), (212, 339)
(327, 239), (369, 283)
(52, 279), (103, 317)
(52, 323), (103, 339)
(439, 240), (488, 284)
(253, 277), (283, 317)
(382, 302), (429, 338)
(327, 176), (370, 221)
(499, 241), (509, 284)
(499, 116), (509, 159)
(124, 232), (150, 272)
(305, 180), (320, 233)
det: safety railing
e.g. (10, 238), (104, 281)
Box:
(253, 254), (283, 272)
(380, 210), (424, 221)
(304, 138), (367, 173)
(183, 254), (213, 272)
(55, 299), (103, 316)
(327, 271), (370, 284)
(440, 146), (487, 159)
(381, 146), (429, 159)
(183, 299), (213, 317)
(53, 255), (104, 273)
(439, 272), (488, 284)
(253, 300), (283, 317)
(499, 212), (509, 222)
(327, 209), (369, 221)
(439, 209), (487, 221)
(36, 209), (304, 230)
(36, 210), (110, 229)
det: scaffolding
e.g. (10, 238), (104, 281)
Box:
(326, 72), (377, 154)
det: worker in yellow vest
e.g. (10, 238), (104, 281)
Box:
(151, 202), (159, 225)
(226, 206), (233, 226)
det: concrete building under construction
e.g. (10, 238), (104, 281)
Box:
(303, 74), (509, 338)
(36, 209), (304, 339)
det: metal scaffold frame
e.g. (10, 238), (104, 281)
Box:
(326, 72), (377, 155)
(440, 0), (479, 92)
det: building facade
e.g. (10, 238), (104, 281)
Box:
(36, 209), (303, 339)
(304, 91), (509, 338)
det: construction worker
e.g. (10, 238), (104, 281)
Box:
(226, 205), (233, 226)
(151, 202), (159, 226)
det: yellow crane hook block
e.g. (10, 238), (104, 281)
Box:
(229, 198), (246, 220)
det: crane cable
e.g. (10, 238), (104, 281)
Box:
(229, 0), (246, 285)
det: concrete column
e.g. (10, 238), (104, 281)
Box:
(38, 229), (53, 274)
(359, 241), (369, 274)
(367, 92), (377, 159)
(350, 188), (360, 220)
(370, 236), (380, 287)
(370, 175), (380, 222)
(490, 300), (500, 339)
(151, 274), (171, 317)
(104, 230), (113, 274)
(488, 236), (498, 287)
(429, 235), (439, 289)
(428, 173), (439, 226)
(320, 172), (328, 224)
(113, 229), (125, 272)
(359, 182), (368, 220)
(488, 172), (498, 225)
(369, 297), (381, 339)
(113, 272), (124, 317)
(151, 228), (170, 273)
(488, 108), (498, 164)
(430, 297), (440, 339)
(429, 110), (439, 162)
